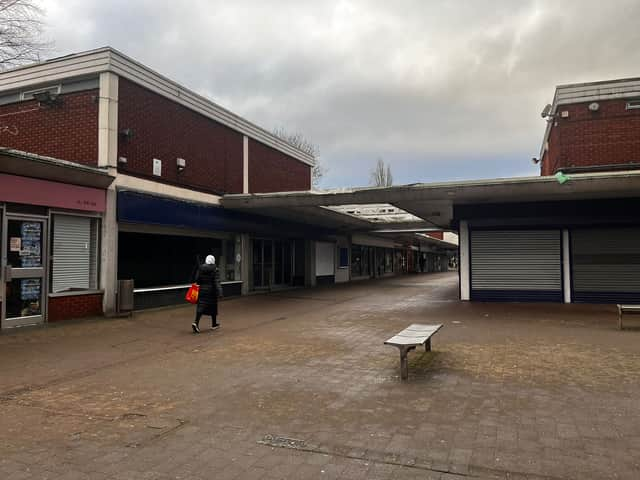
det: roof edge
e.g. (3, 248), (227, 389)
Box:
(0, 47), (315, 167)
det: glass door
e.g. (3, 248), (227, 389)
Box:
(251, 239), (273, 290)
(2, 216), (47, 329)
(252, 239), (264, 289)
(272, 240), (293, 288)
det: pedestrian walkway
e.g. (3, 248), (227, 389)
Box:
(1, 272), (639, 479)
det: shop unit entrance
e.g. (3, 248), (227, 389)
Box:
(1, 212), (48, 329)
(251, 238), (294, 290)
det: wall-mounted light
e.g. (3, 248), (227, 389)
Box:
(177, 157), (186, 173)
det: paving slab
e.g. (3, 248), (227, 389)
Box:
(0, 272), (639, 479)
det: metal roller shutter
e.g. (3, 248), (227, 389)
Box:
(471, 229), (562, 302)
(571, 228), (640, 303)
(51, 215), (93, 293)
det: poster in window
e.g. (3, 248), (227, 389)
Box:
(19, 222), (41, 267)
(20, 278), (41, 300)
(10, 237), (21, 252)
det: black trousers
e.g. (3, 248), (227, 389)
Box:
(194, 312), (218, 327)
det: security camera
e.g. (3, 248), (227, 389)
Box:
(531, 157), (540, 165)
(540, 104), (553, 118)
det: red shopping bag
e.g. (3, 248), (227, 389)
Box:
(185, 284), (200, 304)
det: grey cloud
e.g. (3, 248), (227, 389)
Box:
(41, 0), (640, 187)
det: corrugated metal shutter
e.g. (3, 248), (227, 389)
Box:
(471, 230), (562, 301)
(52, 215), (92, 293)
(572, 228), (640, 303)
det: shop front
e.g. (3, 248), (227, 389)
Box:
(0, 155), (112, 330)
(250, 238), (304, 291)
(117, 190), (320, 307)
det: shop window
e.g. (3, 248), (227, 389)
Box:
(118, 231), (222, 288)
(51, 215), (100, 293)
(222, 237), (241, 281)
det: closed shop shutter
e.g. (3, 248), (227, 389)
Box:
(471, 229), (562, 301)
(51, 215), (92, 293)
(571, 228), (640, 303)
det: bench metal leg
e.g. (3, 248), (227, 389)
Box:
(425, 338), (431, 352)
(400, 350), (408, 380)
(399, 346), (415, 380)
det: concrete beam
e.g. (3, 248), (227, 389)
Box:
(222, 170), (640, 210)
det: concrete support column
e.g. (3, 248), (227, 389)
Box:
(98, 72), (119, 315)
(562, 229), (571, 304)
(240, 233), (251, 295)
(459, 220), (470, 301)
(98, 72), (119, 169)
(243, 136), (249, 194)
(305, 240), (316, 287)
(101, 187), (118, 315)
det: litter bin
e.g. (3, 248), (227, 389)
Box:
(118, 279), (135, 313)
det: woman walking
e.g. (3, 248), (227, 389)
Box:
(192, 255), (223, 333)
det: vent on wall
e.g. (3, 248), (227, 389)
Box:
(21, 85), (61, 101)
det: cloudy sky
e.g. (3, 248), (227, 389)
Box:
(39, 0), (640, 188)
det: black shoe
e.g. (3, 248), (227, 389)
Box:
(211, 324), (220, 331)
(192, 323), (200, 334)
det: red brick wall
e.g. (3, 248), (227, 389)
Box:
(426, 231), (444, 240)
(541, 99), (640, 175)
(117, 79), (243, 194)
(0, 90), (99, 165)
(48, 294), (103, 322)
(248, 139), (311, 193)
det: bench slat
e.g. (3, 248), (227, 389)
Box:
(384, 336), (427, 346)
(384, 323), (442, 346)
(618, 305), (640, 312)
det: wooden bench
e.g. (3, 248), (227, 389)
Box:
(617, 304), (640, 330)
(384, 324), (443, 380)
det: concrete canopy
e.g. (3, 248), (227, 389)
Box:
(0, 148), (115, 188)
(222, 170), (640, 232)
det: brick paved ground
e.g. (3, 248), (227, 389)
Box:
(1, 272), (639, 479)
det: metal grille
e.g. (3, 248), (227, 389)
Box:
(471, 230), (561, 299)
(51, 215), (94, 293)
(572, 228), (640, 301)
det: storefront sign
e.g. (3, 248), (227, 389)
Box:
(0, 173), (106, 212)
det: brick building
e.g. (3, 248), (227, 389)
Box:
(539, 77), (640, 176)
(0, 47), (317, 328)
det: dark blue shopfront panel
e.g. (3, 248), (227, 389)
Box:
(117, 190), (325, 237)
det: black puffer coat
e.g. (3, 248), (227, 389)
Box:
(196, 264), (223, 315)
